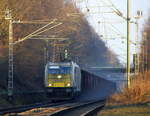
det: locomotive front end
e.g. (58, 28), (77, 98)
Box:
(45, 63), (74, 100)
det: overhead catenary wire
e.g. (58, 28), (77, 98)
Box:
(13, 19), (56, 44)
(104, 0), (127, 20)
(14, 22), (62, 45)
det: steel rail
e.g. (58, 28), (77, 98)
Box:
(49, 99), (106, 116)
(81, 103), (105, 116)
(0, 101), (70, 115)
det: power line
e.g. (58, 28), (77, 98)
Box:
(14, 22), (62, 45)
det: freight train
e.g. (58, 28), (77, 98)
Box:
(44, 61), (101, 100)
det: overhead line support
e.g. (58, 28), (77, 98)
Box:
(127, 0), (131, 88)
(5, 9), (14, 97)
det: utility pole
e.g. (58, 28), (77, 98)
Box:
(4, 15), (61, 97)
(133, 20), (139, 74)
(127, 0), (131, 88)
(134, 10), (142, 74)
(5, 9), (14, 97)
(1, 11), (62, 97)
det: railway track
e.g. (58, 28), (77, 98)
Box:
(49, 99), (106, 116)
(0, 101), (72, 115)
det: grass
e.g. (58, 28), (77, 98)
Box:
(98, 105), (150, 116)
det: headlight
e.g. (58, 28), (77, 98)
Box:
(67, 83), (71, 87)
(49, 83), (52, 87)
(57, 75), (62, 79)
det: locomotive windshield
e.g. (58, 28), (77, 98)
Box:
(48, 66), (71, 74)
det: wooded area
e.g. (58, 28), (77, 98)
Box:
(0, 0), (120, 107)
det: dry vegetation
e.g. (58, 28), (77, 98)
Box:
(99, 72), (150, 116)
(108, 71), (150, 105)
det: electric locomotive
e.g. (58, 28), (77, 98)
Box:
(44, 61), (81, 100)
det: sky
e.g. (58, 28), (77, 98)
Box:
(74, 0), (150, 65)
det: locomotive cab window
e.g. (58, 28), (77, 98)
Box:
(48, 66), (71, 75)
